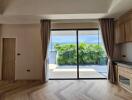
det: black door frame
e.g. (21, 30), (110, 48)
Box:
(49, 28), (107, 80)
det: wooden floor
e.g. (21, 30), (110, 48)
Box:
(49, 64), (107, 78)
(0, 80), (132, 100)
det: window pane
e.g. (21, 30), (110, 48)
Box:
(48, 30), (77, 78)
(78, 30), (107, 78)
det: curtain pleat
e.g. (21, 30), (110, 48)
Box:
(99, 19), (116, 83)
(40, 19), (51, 83)
(0, 25), (2, 77)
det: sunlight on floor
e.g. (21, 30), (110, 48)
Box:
(49, 64), (107, 78)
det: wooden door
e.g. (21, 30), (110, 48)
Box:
(2, 38), (16, 80)
(119, 23), (125, 43)
(125, 20), (132, 42)
(115, 21), (125, 44)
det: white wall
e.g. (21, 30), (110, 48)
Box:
(121, 43), (132, 62)
(0, 24), (43, 80)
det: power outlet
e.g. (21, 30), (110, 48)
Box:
(122, 55), (126, 58)
(26, 69), (31, 72)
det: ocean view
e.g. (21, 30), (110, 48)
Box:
(49, 35), (103, 51)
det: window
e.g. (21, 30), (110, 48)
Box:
(48, 29), (107, 79)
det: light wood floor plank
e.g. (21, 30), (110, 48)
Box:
(0, 80), (132, 100)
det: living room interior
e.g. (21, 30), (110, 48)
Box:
(0, 0), (132, 100)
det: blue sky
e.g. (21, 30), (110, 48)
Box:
(51, 35), (103, 44)
(49, 30), (104, 50)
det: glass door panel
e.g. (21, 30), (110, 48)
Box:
(48, 30), (77, 79)
(78, 30), (107, 78)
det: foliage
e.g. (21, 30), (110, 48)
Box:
(55, 43), (106, 65)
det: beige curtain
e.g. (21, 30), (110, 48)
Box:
(99, 19), (116, 83)
(0, 25), (1, 76)
(40, 19), (51, 83)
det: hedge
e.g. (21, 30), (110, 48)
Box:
(55, 43), (106, 65)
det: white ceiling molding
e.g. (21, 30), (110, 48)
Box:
(107, 0), (132, 18)
(3, 0), (110, 15)
(0, 0), (131, 24)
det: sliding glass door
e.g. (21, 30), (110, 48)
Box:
(48, 29), (107, 79)
(78, 30), (107, 78)
(48, 30), (77, 79)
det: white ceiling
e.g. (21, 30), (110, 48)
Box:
(0, 0), (132, 24)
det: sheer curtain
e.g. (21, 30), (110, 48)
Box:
(99, 19), (116, 83)
(40, 19), (51, 83)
